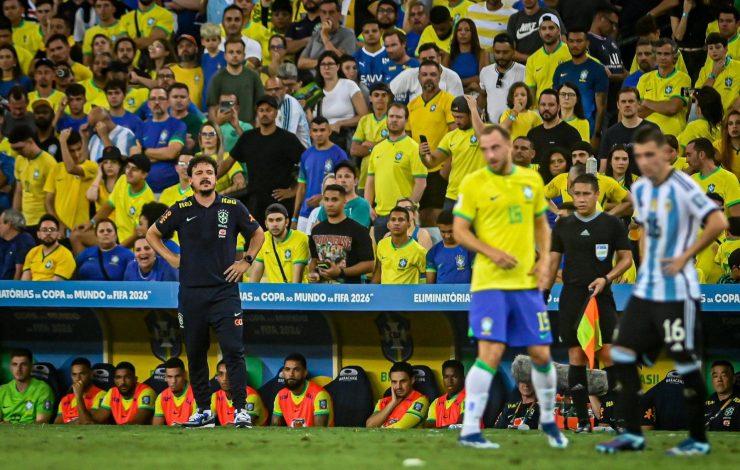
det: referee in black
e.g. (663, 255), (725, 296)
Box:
(545, 173), (633, 432)
(147, 155), (264, 428)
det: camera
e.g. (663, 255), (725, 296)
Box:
(680, 87), (698, 98)
(219, 100), (235, 112)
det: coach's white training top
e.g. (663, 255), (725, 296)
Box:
(632, 170), (719, 302)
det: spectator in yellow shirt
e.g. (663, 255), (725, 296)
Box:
(373, 205), (427, 284)
(21, 214), (76, 280)
(416, 6), (454, 56)
(11, 124), (57, 228)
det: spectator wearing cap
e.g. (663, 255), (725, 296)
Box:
(80, 154), (155, 249)
(416, 6), (454, 56)
(250, 203), (310, 283)
(172, 34), (206, 110)
(28, 59), (65, 113)
(220, 95), (305, 227)
(10, 124), (56, 228)
(292, 116), (348, 233)
(389, 43), (463, 104)
(81, 0), (125, 66)
(479, 33), (526, 123)
(21, 214), (76, 281)
(86, 107), (137, 162)
(0, 208), (34, 279)
(45, 33), (92, 82)
(3, 0), (43, 56)
(43, 129), (98, 237)
(200, 23), (226, 113)
(297, 0), (357, 72)
(466, 0), (517, 49)
(218, 5), (263, 66)
(506, 0), (565, 63)
(552, 27), (608, 145)
(130, 87), (187, 192)
(382, 30), (420, 84)
(120, 0), (175, 50)
(207, 36), (265, 125)
(55, 83), (88, 133)
(351, 82), (391, 192)
(286, 0), (321, 58)
(422, 95), (484, 211)
(264, 76), (311, 149)
(524, 14), (571, 101)
(2, 85), (35, 137)
(31, 99), (60, 161)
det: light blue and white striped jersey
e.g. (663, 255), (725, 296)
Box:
(632, 170), (719, 301)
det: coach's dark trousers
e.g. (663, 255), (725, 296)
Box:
(178, 284), (247, 411)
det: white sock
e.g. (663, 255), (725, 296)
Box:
(461, 359), (495, 437)
(531, 361), (557, 425)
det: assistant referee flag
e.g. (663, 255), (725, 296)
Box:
(577, 297), (602, 368)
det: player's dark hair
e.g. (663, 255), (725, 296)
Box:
(323, 183), (347, 195)
(442, 360), (464, 377)
(417, 42), (441, 55)
(311, 116), (329, 126)
(618, 86), (641, 102)
(706, 32), (728, 48)
(70, 357), (92, 368)
(688, 137), (717, 162)
(429, 5), (451, 24)
(164, 357), (186, 371)
(390, 205), (410, 221)
(9, 348), (32, 362)
(115, 361), (135, 374)
(492, 32), (514, 46)
(284, 353), (307, 369)
(38, 213), (60, 229)
(436, 209), (454, 225)
(187, 155), (218, 177)
(334, 160), (358, 177)
(711, 360), (735, 375)
(633, 126), (666, 147)
(66, 83), (86, 98)
(727, 217), (740, 237)
(665, 134), (679, 151)
(572, 173), (600, 193)
(506, 81), (533, 109)
(389, 361), (414, 378)
(728, 249), (740, 271)
(140, 201), (169, 225)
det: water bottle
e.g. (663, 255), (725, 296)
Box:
(586, 155), (598, 175)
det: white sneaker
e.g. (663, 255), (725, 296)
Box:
(234, 409), (253, 428)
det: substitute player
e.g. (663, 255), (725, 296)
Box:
(153, 358), (196, 426)
(147, 155), (265, 428)
(596, 128), (728, 456)
(55, 357), (106, 424)
(367, 361), (429, 429)
(211, 360), (267, 426)
(546, 173), (633, 432)
(453, 124), (567, 449)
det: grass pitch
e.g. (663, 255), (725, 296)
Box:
(0, 426), (737, 470)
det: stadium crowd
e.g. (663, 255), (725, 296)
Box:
(1, 348), (738, 429)
(0, 0), (739, 285)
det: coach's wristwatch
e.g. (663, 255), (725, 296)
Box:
(244, 255), (254, 264)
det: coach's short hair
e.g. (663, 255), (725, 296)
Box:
(187, 155), (218, 177)
(389, 361), (414, 378)
(115, 361), (136, 374)
(633, 126), (666, 147)
(284, 353), (307, 369)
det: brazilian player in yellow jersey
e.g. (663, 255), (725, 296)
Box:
(251, 204), (309, 283)
(636, 40), (691, 137)
(453, 125), (567, 449)
(373, 206), (427, 285)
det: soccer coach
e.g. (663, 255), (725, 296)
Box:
(147, 155), (264, 428)
(545, 173), (632, 432)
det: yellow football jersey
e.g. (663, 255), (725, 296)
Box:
(636, 69), (691, 137)
(121, 4), (174, 39)
(454, 165), (548, 291)
(677, 118), (721, 150)
(23, 245), (76, 280)
(27, 89), (65, 112)
(352, 113), (389, 189)
(367, 135), (427, 216)
(563, 117), (590, 142)
(42, 160), (98, 229)
(436, 127), (485, 201)
(416, 25), (452, 55)
(499, 109), (542, 141)
(545, 173), (629, 207)
(715, 237), (740, 275)
(255, 229), (309, 283)
(83, 21), (126, 57)
(12, 20), (43, 55)
(171, 65), (205, 109)
(695, 58), (740, 111)
(14, 151), (57, 225)
(692, 166), (740, 215)
(408, 90), (455, 172)
(525, 42), (572, 100)
(375, 237), (427, 285)
(108, 175), (156, 242)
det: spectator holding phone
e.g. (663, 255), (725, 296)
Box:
(215, 94), (253, 153)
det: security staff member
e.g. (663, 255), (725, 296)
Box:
(545, 173), (633, 432)
(147, 155), (264, 428)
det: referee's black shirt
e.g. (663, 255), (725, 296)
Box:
(551, 212), (630, 286)
(156, 194), (261, 287)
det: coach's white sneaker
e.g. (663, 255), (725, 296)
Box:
(234, 409), (253, 428)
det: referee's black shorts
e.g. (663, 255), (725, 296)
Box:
(614, 296), (702, 364)
(558, 284), (618, 348)
(419, 171), (447, 210)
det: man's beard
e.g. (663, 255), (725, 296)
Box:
(180, 53), (197, 63)
(35, 118), (52, 131)
(541, 111), (556, 122)
(378, 18), (394, 28)
(41, 238), (56, 247)
(198, 187), (215, 196)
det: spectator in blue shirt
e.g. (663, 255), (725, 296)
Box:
(0, 44), (32, 98)
(123, 237), (178, 282)
(552, 28), (609, 141)
(426, 209), (473, 284)
(135, 201), (180, 255)
(105, 79), (144, 137)
(316, 161), (372, 228)
(0, 151), (14, 211)
(200, 23), (226, 113)
(55, 83), (88, 133)
(131, 86), (187, 193)
(292, 116), (349, 233)
(622, 38), (655, 89)
(75, 218), (134, 281)
(0, 208), (35, 279)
